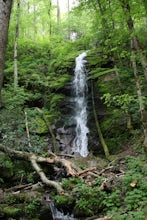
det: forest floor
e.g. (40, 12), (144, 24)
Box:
(0, 141), (146, 220)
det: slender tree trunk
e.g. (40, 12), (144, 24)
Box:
(14, 0), (20, 92)
(48, 0), (52, 36)
(0, 0), (13, 108)
(33, 0), (37, 39)
(131, 40), (147, 154)
(98, 0), (135, 134)
(57, 0), (60, 24)
(67, 0), (70, 40)
(36, 107), (57, 153)
(119, 0), (147, 80)
(91, 81), (110, 159)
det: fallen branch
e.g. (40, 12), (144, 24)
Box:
(98, 166), (114, 175)
(57, 153), (75, 158)
(5, 183), (33, 192)
(0, 144), (79, 193)
(85, 216), (112, 220)
(30, 155), (63, 193)
(78, 167), (97, 176)
(24, 110), (32, 148)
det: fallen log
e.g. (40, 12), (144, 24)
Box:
(85, 216), (112, 220)
(0, 144), (79, 193)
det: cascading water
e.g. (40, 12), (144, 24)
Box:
(72, 52), (89, 157)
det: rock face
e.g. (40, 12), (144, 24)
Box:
(54, 76), (102, 156)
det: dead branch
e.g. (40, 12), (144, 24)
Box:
(30, 155), (63, 193)
(98, 166), (114, 175)
(48, 151), (80, 175)
(5, 183), (33, 192)
(57, 153), (75, 158)
(24, 110), (32, 148)
(78, 167), (97, 176)
(85, 216), (112, 220)
(0, 144), (80, 193)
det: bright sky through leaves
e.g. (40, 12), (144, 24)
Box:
(52, 0), (79, 12)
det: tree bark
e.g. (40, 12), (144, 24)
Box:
(119, 0), (147, 80)
(131, 40), (147, 154)
(33, 0), (37, 39)
(0, 0), (13, 107)
(57, 0), (60, 24)
(14, 0), (20, 92)
(91, 81), (110, 159)
(36, 107), (57, 153)
(48, 0), (52, 36)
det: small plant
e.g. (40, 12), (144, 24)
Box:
(62, 177), (83, 190)
(24, 198), (41, 217)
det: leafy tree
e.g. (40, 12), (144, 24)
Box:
(0, 0), (13, 107)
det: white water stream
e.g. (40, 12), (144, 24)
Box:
(72, 52), (89, 157)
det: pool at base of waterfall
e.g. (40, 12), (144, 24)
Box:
(54, 210), (76, 220)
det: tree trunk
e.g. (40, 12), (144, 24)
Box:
(14, 0), (20, 92)
(91, 81), (110, 159)
(67, 0), (70, 40)
(36, 107), (57, 153)
(33, 0), (37, 39)
(0, 0), (13, 107)
(119, 0), (147, 80)
(97, 0), (135, 135)
(131, 40), (147, 154)
(48, 0), (52, 36)
(57, 0), (60, 24)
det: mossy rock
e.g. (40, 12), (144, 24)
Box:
(54, 194), (75, 213)
(0, 204), (22, 217)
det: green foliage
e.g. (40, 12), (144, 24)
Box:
(3, 194), (41, 218)
(55, 194), (75, 210)
(88, 68), (117, 80)
(73, 182), (106, 217)
(102, 93), (137, 113)
(0, 153), (14, 178)
(62, 177), (84, 190)
(105, 156), (147, 218)
(24, 198), (41, 217)
(53, 155), (147, 218)
(2, 206), (21, 216)
(103, 190), (121, 210)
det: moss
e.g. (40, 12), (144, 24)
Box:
(54, 194), (75, 212)
(4, 193), (30, 205)
(0, 205), (22, 217)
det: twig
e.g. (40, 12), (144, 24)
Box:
(98, 166), (114, 175)
(5, 183), (33, 192)
(57, 153), (75, 158)
(78, 167), (96, 176)
(24, 110), (32, 148)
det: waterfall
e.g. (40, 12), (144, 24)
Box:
(72, 52), (89, 157)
